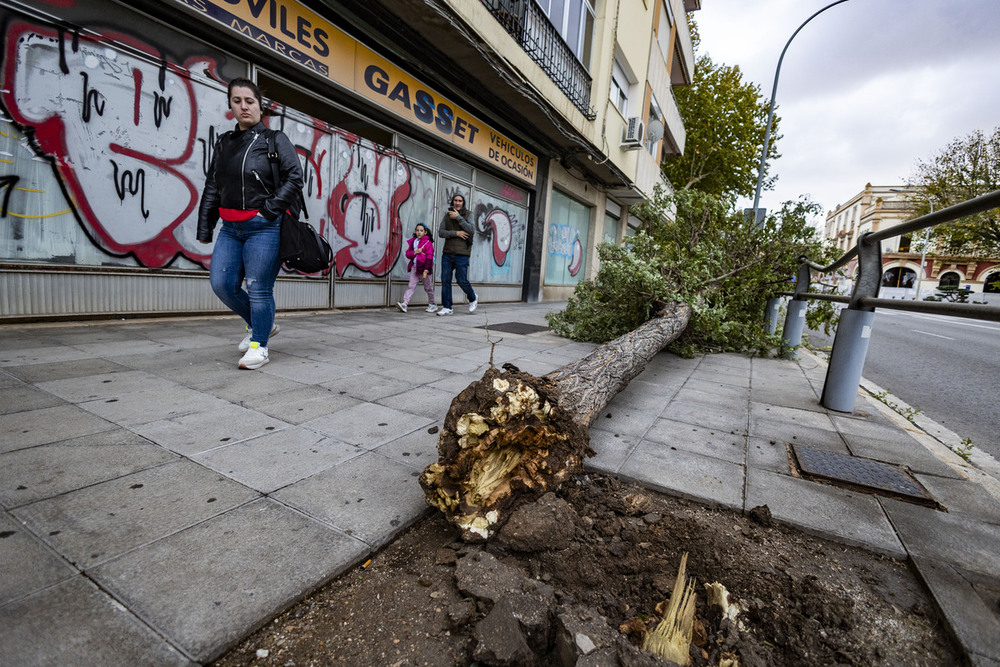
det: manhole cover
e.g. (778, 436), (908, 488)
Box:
(478, 322), (550, 335)
(791, 444), (935, 505)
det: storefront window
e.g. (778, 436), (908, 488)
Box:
(545, 189), (590, 285)
(603, 212), (619, 244)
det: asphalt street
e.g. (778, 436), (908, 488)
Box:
(806, 308), (1000, 459)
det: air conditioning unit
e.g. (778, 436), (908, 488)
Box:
(621, 117), (644, 149)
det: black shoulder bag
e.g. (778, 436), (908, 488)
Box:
(266, 130), (334, 275)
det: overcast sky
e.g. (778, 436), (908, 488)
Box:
(693, 0), (1000, 221)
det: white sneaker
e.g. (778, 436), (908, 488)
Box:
(238, 323), (279, 352)
(397, 302), (408, 313)
(426, 304), (439, 313)
(436, 307), (454, 316)
(469, 299), (478, 313)
(238, 342), (269, 370)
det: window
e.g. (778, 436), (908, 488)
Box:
(611, 59), (629, 116)
(645, 95), (663, 155)
(881, 267), (915, 288)
(938, 272), (960, 288)
(546, 189), (591, 285)
(657, 0), (674, 60)
(537, 0), (596, 68)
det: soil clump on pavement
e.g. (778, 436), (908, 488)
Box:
(214, 473), (958, 666)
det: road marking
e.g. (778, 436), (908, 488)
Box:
(894, 311), (1000, 331)
(912, 329), (954, 340)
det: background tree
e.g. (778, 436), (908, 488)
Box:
(661, 25), (779, 199)
(912, 127), (1000, 256)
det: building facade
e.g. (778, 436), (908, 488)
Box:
(0, 0), (700, 320)
(824, 184), (1000, 300)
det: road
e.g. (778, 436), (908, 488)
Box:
(805, 308), (1000, 460)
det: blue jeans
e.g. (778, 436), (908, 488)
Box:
(209, 214), (281, 346)
(440, 253), (476, 310)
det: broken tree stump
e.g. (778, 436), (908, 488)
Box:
(420, 302), (691, 541)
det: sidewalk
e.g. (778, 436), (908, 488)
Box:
(2, 302), (999, 665)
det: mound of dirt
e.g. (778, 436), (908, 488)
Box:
(214, 473), (957, 666)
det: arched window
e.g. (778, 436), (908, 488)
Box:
(881, 267), (916, 288)
(938, 272), (961, 288)
(983, 272), (1000, 293)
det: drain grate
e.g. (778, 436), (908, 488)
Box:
(478, 322), (550, 335)
(792, 444), (935, 505)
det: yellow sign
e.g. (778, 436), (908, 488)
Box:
(174, 0), (537, 185)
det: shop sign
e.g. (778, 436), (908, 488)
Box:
(173, 0), (537, 185)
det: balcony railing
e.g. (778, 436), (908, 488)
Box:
(480, 0), (596, 119)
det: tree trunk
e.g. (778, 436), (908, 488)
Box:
(419, 302), (692, 541)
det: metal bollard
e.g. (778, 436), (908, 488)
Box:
(821, 308), (875, 412)
(765, 296), (782, 335)
(780, 299), (808, 359)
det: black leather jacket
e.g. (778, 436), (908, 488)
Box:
(197, 122), (303, 242)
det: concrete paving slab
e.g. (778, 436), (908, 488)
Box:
(585, 431), (641, 475)
(746, 416), (850, 453)
(0, 576), (193, 666)
(0, 429), (177, 508)
(913, 473), (1000, 522)
(89, 498), (366, 663)
(377, 385), (456, 420)
(910, 557), (1000, 664)
(832, 413), (924, 447)
(845, 432), (962, 479)
(589, 405), (660, 439)
(320, 371), (420, 401)
(619, 440), (745, 510)
(642, 417), (746, 465)
(189, 369), (306, 402)
(272, 451), (430, 546)
(2, 357), (128, 384)
(13, 460), (259, 567)
(746, 436), (793, 475)
(688, 368), (751, 388)
(72, 339), (176, 358)
(679, 377), (750, 401)
(302, 402), (434, 450)
(131, 402), (292, 456)
(659, 399), (749, 435)
(0, 511), (76, 605)
(374, 426), (440, 471)
(76, 386), (234, 428)
(750, 402), (838, 432)
(0, 404), (115, 454)
(881, 498), (1000, 579)
(749, 385), (825, 413)
(240, 386), (361, 424)
(194, 428), (364, 493)
(745, 467), (905, 558)
(426, 372), (479, 395)
(260, 356), (369, 384)
(0, 345), (92, 366)
(600, 385), (672, 414)
(0, 384), (66, 414)
(418, 355), (488, 374)
(37, 369), (175, 403)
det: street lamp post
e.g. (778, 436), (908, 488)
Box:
(751, 0), (852, 218)
(890, 188), (934, 299)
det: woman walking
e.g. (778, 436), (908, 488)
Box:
(197, 77), (303, 369)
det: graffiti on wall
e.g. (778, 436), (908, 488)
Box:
(547, 222), (583, 277)
(0, 16), (525, 281)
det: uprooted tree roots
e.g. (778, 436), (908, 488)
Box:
(420, 302), (691, 541)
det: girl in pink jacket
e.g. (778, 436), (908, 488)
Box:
(397, 223), (438, 313)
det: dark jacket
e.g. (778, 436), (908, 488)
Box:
(197, 122), (303, 242)
(438, 208), (474, 256)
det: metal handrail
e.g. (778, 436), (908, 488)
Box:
(769, 188), (1000, 412)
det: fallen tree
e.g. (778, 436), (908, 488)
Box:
(419, 301), (691, 541)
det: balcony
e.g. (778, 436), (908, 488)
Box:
(480, 0), (596, 119)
